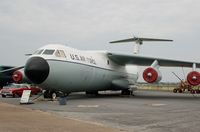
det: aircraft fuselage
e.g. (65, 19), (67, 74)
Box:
(24, 44), (138, 93)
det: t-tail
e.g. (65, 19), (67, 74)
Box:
(109, 36), (173, 54)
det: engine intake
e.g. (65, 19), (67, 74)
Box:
(187, 71), (200, 86)
(12, 70), (23, 83)
(143, 67), (162, 83)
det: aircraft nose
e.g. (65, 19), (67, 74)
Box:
(24, 57), (50, 84)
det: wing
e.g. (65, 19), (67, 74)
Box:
(107, 53), (200, 68)
(0, 66), (24, 73)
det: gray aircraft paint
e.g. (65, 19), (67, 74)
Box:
(40, 60), (136, 93)
(30, 44), (138, 93)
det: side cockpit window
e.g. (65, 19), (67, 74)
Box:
(34, 49), (44, 55)
(55, 50), (66, 58)
(37, 50), (44, 54)
(43, 49), (55, 55)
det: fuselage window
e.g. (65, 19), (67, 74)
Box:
(55, 50), (66, 58)
(43, 49), (55, 55)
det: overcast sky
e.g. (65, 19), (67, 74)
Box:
(0, 0), (200, 82)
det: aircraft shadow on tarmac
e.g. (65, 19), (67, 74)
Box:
(66, 91), (200, 101)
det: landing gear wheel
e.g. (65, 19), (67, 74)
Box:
(86, 91), (99, 96)
(121, 89), (133, 95)
(190, 89), (195, 94)
(178, 89), (183, 93)
(51, 92), (57, 100)
(43, 90), (51, 98)
(173, 89), (177, 93)
(44, 90), (59, 100)
(196, 90), (200, 94)
(13, 94), (19, 98)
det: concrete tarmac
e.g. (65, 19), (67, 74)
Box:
(0, 102), (120, 132)
(1, 90), (200, 132)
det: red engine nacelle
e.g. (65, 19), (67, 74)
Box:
(187, 71), (200, 86)
(12, 70), (23, 83)
(143, 67), (162, 83)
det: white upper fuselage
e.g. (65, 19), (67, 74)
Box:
(28, 44), (139, 93)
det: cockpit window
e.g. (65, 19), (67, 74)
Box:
(37, 50), (44, 54)
(33, 50), (39, 54)
(43, 49), (55, 55)
(33, 49), (44, 55)
(55, 50), (66, 58)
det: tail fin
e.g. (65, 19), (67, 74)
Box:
(110, 36), (173, 54)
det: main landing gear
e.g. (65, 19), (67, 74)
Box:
(85, 90), (134, 96)
(85, 91), (99, 96)
(121, 89), (133, 95)
(43, 90), (68, 99)
(43, 90), (54, 99)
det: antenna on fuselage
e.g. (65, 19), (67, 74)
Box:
(109, 36), (173, 54)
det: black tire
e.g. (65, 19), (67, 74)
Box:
(86, 91), (99, 96)
(12, 94), (19, 98)
(43, 90), (57, 99)
(195, 90), (200, 94)
(190, 90), (195, 94)
(43, 90), (51, 98)
(178, 89), (183, 93)
(121, 89), (132, 95)
(173, 89), (177, 93)
(2, 94), (6, 98)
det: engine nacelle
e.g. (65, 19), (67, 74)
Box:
(12, 70), (23, 83)
(12, 70), (30, 83)
(187, 71), (200, 86)
(143, 67), (162, 83)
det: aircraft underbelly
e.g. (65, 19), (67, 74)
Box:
(40, 60), (123, 93)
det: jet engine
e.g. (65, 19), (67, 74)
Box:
(143, 67), (162, 83)
(12, 70), (30, 83)
(12, 70), (23, 83)
(187, 71), (200, 86)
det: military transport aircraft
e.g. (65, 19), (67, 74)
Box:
(0, 66), (15, 88)
(1, 37), (200, 98)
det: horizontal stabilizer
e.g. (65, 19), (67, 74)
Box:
(110, 36), (173, 54)
(110, 37), (173, 44)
